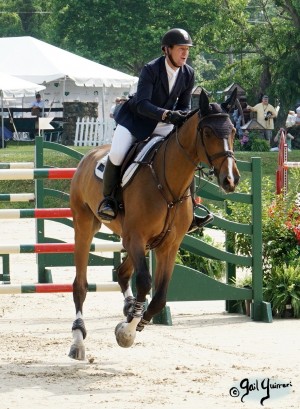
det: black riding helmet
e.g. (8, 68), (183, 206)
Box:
(161, 28), (193, 50)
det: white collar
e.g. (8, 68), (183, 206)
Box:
(165, 58), (179, 80)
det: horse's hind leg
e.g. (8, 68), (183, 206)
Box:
(69, 204), (101, 360)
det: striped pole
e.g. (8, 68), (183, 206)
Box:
(0, 168), (76, 180)
(0, 208), (72, 219)
(283, 162), (300, 169)
(0, 162), (34, 169)
(0, 242), (124, 254)
(0, 193), (35, 202)
(0, 282), (120, 294)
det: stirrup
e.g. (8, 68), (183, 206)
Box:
(187, 203), (214, 234)
(97, 197), (118, 222)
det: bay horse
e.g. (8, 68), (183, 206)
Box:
(69, 89), (240, 360)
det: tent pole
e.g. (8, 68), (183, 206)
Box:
(102, 85), (106, 141)
(1, 92), (4, 149)
(62, 76), (66, 103)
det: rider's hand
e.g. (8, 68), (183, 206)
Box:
(164, 110), (188, 126)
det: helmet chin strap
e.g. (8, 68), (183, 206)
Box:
(166, 47), (180, 68)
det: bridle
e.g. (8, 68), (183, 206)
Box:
(197, 112), (236, 171)
(175, 111), (236, 176)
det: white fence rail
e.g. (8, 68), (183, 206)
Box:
(74, 117), (114, 146)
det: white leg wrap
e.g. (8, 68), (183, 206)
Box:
(124, 287), (133, 299)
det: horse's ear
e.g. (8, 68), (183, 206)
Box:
(221, 87), (238, 113)
(199, 89), (210, 116)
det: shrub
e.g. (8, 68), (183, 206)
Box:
(235, 130), (270, 152)
(223, 173), (300, 274)
(176, 233), (225, 280)
(263, 263), (300, 318)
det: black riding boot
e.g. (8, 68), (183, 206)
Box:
(187, 179), (214, 234)
(97, 157), (121, 222)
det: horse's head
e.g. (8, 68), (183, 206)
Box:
(197, 88), (240, 192)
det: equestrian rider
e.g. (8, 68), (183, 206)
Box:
(98, 28), (211, 232)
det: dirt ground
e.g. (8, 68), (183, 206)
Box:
(0, 219), (299, 409)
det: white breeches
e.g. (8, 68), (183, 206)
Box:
(109, 123), (174, 166)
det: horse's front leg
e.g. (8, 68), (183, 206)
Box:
(115, 243), (151, 348)
(68, 207), (100, 360)
(137, 244), (179, 332)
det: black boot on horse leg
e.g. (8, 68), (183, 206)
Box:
(97, 157), (121, 221)
(187, 179), (214, 233)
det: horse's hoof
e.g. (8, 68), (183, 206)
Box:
(68, 343), (86, 360)
(115, 321), (136, 348)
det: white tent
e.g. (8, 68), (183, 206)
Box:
(0, 37), (138, 139)
(0, 71), (45, 148)
(0, 71), (45, 98)
(0, 36), (138, 88)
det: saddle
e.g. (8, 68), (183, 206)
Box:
(95, 135), (166, 206)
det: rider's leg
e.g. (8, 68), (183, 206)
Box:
(98, 125), (135, 221)
(187, 178), (214, 233)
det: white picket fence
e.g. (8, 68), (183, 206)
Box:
(74, 117), (114, 146)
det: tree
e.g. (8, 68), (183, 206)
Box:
(47, 0), (206, 75)
(0, 0), (54, 39)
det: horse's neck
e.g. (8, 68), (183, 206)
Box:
(158, 114), (202, 197)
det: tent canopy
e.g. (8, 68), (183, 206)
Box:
(0, 71), (45, 98)
(0, 36), (138, 88)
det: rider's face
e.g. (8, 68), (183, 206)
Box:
(166, 45), (190, 69)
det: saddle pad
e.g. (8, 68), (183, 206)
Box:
(121, 135), (164, 187)
(94, 135), (164, 186)
(95, 153), (109, 179)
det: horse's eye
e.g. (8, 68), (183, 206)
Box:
(203, 128), (213, 138)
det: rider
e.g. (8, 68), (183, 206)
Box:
(98, 28), (211, 232)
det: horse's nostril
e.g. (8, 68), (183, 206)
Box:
(222, 175), (238, 192)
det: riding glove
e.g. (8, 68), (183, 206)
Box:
(164, 110), (188, 126)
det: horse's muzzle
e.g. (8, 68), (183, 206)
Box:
(221, 173), (240, 193)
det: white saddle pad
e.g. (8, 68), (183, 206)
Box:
(94, 135), (164, 187)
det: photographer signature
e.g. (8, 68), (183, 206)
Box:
(229, 377), (292, 406)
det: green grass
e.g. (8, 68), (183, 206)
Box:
(0, 142), (299, 209)
(235, 151), (300, 180)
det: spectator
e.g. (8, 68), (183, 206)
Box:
(113, 96), (127, 123)
(110, 97), (121, 119)
(247, 95), (277, 143)
(270, 128), (294, 152)
(31, 93), (44, 117)
(286, 106), (300, 127)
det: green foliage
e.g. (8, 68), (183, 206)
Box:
(263, 263), (300, 318)
(224, 174), (300, 274)
(250, 138), (270, 152)
(176, 233), (225, 280)
(235, 130), (270, 152)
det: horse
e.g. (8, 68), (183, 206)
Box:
(68, 89), (240, 360)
